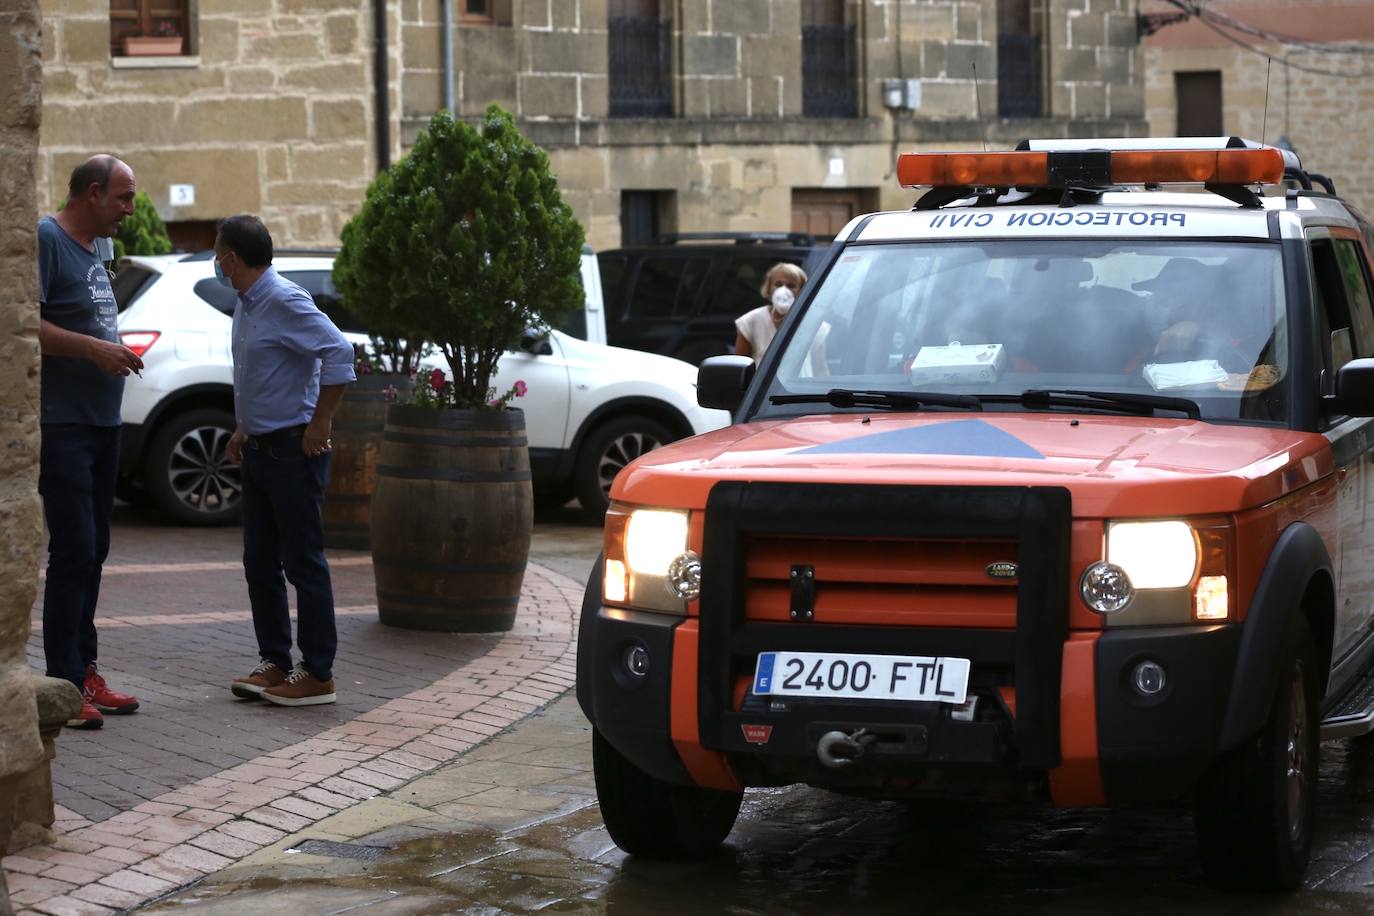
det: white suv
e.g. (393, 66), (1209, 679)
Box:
(112, 247), (729, 525)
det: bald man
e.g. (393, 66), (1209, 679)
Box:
(38, 154), (144, 730)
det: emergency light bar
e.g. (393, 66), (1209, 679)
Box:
(896, 146), (1287, 190)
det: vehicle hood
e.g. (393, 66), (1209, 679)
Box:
(612, 412), (1333, 517)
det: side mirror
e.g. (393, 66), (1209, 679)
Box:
(1331, 358), (1374, 416)
(519, 327), (553, 356)
(698, 355), (755, 411)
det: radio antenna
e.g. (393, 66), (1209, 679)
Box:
(1261, 56), (1272, 144)
(972, 62), (988, 152)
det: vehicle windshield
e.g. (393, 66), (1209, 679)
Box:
(763, 239), (1290, 424)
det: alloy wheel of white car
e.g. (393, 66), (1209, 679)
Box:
(144, 408), (243, 525)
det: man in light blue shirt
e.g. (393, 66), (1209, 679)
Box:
(217, 215), (355, 707)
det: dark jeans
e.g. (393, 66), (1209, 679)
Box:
(41, 423), (120, 690)
(240, 430), (337, 682)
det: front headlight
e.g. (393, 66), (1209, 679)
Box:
(1090, 518), (1232, 625)
(604, 503), (691, 614)
(1106, 520), (1197, 589)
(626, 510), (689, 575)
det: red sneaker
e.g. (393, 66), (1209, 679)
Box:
(67, 698), (104, 730)
(84, 665), (140, 715)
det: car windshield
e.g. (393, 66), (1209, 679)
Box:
(763, 239), (1290, 424)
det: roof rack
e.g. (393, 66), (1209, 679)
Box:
(652, 232), (817, 246)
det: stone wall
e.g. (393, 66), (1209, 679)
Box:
(38, 0), (396, 247)
(400, 0), (1146, 249)
(0, 0), (47, 906)
(1144, 1), (1374, 215)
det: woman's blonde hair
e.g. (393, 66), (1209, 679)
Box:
(759, 262), (808, 299)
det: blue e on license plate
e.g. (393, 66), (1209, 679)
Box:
(753, 651), (970, 704)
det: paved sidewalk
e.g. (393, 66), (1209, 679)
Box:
(3, 512), (590, 916)
(138, 695), (606, 915)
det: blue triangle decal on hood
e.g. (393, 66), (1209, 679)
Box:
(797, 419), (1046, 460)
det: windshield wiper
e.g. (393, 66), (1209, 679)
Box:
(1006, 388), (1201, 420)
(770, 388), (983, 411)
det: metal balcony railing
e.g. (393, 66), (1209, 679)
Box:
(997, 33), (1042, 118)
(608, 16), (673, 118)
(802, 23), (858, 118)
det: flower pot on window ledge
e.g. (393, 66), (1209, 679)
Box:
(123, 36), (184, 57)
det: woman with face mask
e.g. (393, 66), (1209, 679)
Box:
(734, 262), (808, 366)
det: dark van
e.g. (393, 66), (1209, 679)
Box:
(599, 232), (831, 365)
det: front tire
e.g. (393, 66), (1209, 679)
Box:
(143, 408), (243, 526)
(1195, 617), (1318, 891)
(593, 728), (742, 859)
(573, 415), (673, 521)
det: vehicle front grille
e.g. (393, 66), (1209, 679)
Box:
(699, 481), (1071, 769)
(742, 533), (1019, 628)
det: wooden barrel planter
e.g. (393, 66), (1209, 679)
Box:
(369, 405), (533, 632)
(323, 375), (412, 550)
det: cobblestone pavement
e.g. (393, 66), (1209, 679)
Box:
(3, 505), (599, 916)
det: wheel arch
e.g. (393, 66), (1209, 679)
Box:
(140, 385), (236, 451)
(1216, 521), (1335, 752)
(121, 384), (236, 480)
(1301, 569), (1336, 699)
(562, 396), (695, 479)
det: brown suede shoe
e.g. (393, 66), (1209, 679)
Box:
(262, 666), (336, 707)
(231, 660), (288, 700)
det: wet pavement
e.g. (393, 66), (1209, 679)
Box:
(141, 690), (1374, 915)
(16, 502), (1374, 914)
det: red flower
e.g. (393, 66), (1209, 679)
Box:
(429, 368), (446, 392)
(513, 380), (528, 398)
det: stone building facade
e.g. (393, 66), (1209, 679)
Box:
(1, 1), (51, 908)
(37, 0), (1146, 251)
(38, 0), (399, 249)
(1143, 0), (1374, 215)
(403, 0), (1148, 249)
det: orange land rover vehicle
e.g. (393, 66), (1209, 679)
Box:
(576, 138), (1374, 891)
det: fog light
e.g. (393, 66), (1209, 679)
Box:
(666, 550), (702, 600)
(1081, 561), (1134, 614)
(623, 644), (650, 679)
(1195, 575), (1229, 620)
(1131, 660), (1167, 696)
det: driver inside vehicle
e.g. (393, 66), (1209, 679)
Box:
(1137, 259), (1278, 375)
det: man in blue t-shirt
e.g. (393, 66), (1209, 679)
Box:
(38, 155), (145, 730)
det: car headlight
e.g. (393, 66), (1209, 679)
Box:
(1106, 520), (1197, 589)
(1090, 518), (1232, 626)
(603, 503), (691, 614)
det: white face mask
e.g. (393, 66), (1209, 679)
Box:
(771, 285), (795, 315)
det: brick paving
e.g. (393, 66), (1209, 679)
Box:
(5, 511), (586, 916)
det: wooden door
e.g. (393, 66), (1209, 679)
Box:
(791, 188), (876, 237)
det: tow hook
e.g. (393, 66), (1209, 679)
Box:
(816, 728), (874, 769)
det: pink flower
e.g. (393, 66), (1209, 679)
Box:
(358, 362), (372, 375)
(428, 368), (446, 392)
(513, 380), (527, 398)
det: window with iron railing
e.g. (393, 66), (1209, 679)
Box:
(110, 0), (192, 57)
(802, 0), (857, 118)
(997, 0), (1042, 117)
(609, 0), (673, 118)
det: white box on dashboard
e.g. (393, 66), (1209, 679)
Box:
(908, 343), (1006, 385)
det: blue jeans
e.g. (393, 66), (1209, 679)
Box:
(40, 423), (120, 690)
(240, 431), (337, 682)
